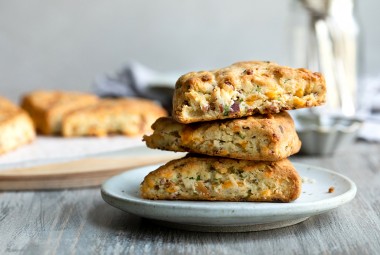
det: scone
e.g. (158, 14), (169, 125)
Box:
(173, 61), (326, 123)
(0, 96), (35, 154)
(21, 90), (99, 135)
(62, 98), (167, 137)
(141, 155), (301, 202)
(144, 111), (301, 161)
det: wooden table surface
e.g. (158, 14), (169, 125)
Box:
(1, 142), (379, 255)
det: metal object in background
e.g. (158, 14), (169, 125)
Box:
(295, 113), (362, 155)
(295, 0), (360, 116)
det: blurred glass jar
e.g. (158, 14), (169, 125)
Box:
(289, 0), (360, 116)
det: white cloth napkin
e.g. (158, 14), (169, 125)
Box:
(356, 76), (380, 142)
(358, 120), (380, 142)
(0, 136), (144, 170)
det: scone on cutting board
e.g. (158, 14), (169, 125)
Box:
(144, 111), (301, 161)
(173, 61), (326, 123)
(21, 90), (99, 135)
(0, 96), (35, 155)
(21, 90), (167, 137)
(140, 155), (302, 202)
(62, 98), (167, 137)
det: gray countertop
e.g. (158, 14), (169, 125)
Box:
(1, 142), (379, 255)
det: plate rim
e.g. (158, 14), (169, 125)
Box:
(101, 162), (357, 220)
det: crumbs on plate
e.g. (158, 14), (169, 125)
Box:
(328, 186), (335, 193)
(301, 176), (317, 184)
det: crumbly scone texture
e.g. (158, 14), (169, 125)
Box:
(62, 98), (167, 137)
(173, 61), (326, 123)
(21, 90), (99, 135)
(0, 96), (35, 154)
(144, 111), (301, 161)
(141, 156), (301, 202)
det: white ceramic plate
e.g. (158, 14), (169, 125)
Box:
(101, 163), (356, 232)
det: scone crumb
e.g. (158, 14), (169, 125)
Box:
(328, 186), (335, 193)
(301, 176), (316, 184)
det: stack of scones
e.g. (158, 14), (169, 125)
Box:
(141, 61), (326, 203)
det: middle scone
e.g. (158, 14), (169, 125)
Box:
(143, 111), (301, 161)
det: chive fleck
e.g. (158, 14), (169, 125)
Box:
(223, 105), (230, 116)
(196, 175), (201, 181)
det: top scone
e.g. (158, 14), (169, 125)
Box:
(173, 61), (326, 123)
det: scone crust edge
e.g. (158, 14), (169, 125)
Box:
(0, 97), (36, 154)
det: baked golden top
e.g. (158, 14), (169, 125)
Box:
(0, 96), (35, 154)
(173, 61), (326, 123)
(65, 98), (167, 116)
(0, 96), (21, 121)
(144, 111), (301, 161)
(21, 90), (99, 134)
(21, 90), (99, 113)
(140, 155), (301, 202)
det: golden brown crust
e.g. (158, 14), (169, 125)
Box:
(21, 90), (99, 135)
(62, 98), (167, 137)
(144, 111), (301, 161)
(173, 61), (326, 123)
(0, 96), (36, 154)
(140, 156), (301, 202)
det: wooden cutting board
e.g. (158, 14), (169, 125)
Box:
(0, 149), (183, 191)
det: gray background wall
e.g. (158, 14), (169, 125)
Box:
(0, 0), (378, 102)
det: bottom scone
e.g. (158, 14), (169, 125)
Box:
(140, 155), (301, 202)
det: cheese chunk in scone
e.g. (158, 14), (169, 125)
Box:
(140, 155), (301, 202)
(172, 61), (326, 123)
